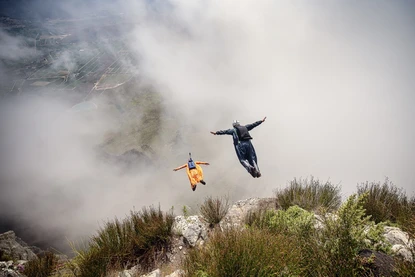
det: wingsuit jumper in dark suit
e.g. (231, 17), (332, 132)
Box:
(211, 117), (266, 178)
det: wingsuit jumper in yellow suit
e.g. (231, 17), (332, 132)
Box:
(173, 159), (209, 191)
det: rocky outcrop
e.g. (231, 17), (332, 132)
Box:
(219, 197), (277, 230)
(5, 197), (414, 277)
(172, 216), (208, 247)
(0, 231), (37, 261)
(108, 197), (415, 277)
(0, 231), (43, 276)
(383, 226), (413, 262)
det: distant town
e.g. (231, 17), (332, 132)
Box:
(1, 13), (137, 104)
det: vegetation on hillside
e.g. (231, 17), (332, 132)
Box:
(274, 176), (342, 212)
(357, 177), (415, 231)
(43, 177), (414, 277)
(23, 251), (59, 277)
(186, 193), (391, 277)
(199, 195), (230, 228)
(68, 205), (174, 277)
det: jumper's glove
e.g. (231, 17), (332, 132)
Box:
(210, 131), (216, 135)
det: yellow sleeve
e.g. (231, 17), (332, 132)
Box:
(174, 164), (187, 171)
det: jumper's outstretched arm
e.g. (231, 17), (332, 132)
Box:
(245, 116), (267, 131)
(173, 164), (187, 171)
(211, 129), (233, 135)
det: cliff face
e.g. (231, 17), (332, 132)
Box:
(0, 231), (37, 276)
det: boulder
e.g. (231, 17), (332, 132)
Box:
(383, 227), (413, 262)
(383, 227), (411, 246)
(392, 244), (413, 262)
(358, 249), (396, 277)
(172, 216), (207, 247)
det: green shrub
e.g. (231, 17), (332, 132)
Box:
(70, 205), (174, 277)
(130, 206), (174, 267)
(199, 196), (229, 227)
(275, 176), (341, 212)
(357, 178), (415, 230)
(246, 205), (315, 239)
(23, 251), (58, 277)
(245, 194), (391, 276)
(182, 228), (304, 277)
(315, 193), (391, 276)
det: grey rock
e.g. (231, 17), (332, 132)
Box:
(383, 227), (411, 247)
(0, 269), (21, 277)
(392, 244), (413, 262)
(183, 225), (202, 247)
(118, 265), (139, 277)
(383, 226), (413, 262)
(165, 269), (185, 277)
(314, 214), (324, 230)
(173, 216), (207, 247)
(140, 269), (160, 277)
(0, 231), (37, 261)
(220, 197), (277, 230)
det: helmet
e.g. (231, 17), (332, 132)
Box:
(232, 120), (240, 127)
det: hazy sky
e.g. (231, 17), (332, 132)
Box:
(126, 0), (415, 197)
(0, 0), (414, 252)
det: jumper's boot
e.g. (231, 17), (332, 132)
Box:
(252, 161), (261, 178)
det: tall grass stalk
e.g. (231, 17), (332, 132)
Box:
(23, 251), (58, 277)
(357, 178), (414, 230)
(275, 176), (341, 212)
(199, 196), (230, 227)
(70, 205), (174, 277)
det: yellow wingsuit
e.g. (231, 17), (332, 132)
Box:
(173, 161), (209, 191)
